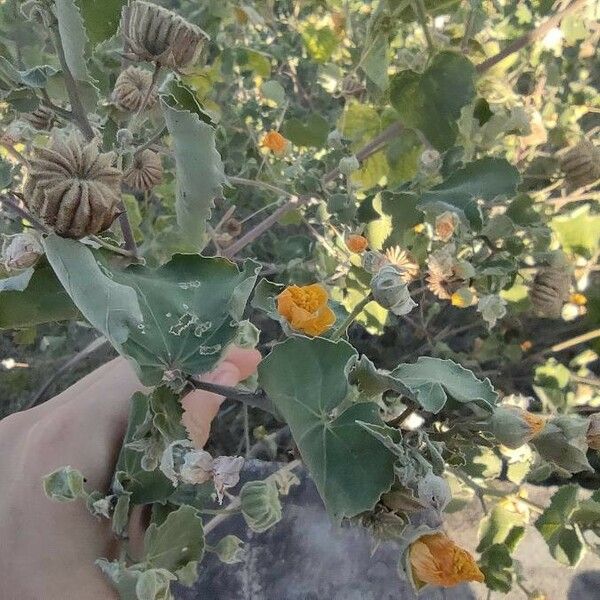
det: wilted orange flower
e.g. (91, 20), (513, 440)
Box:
(520, 340), (533, 351)
(261, 130), (288, 155)
(410, 533), (484, 588)
(435, 211), (459, 242)
(277, 284), (335, 336)
(523, 410), (545, 438)
(346, 234), (368, 253)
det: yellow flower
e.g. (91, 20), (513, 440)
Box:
(346, 234), (368, 253)
(409, 533), (484, 588)
(261, 130), (288, 155)
(277, 284), (335, 336)
(385, 246), (419, 282)
(435, 211), (459, 242)
(451, 288), (474, 308)
(570, 293), (587, 306)
(413, 223), (426, 234)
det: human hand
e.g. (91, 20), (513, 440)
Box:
(0, 347), (261, 600)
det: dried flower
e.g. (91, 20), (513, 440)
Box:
(587, 413), (600, 451)
(261, 130), (288, 155)
(560, 139), (600, 190)
(112, 66), (159, 112)
(426, 247), (467, 300)
(23, 134), (122, 239)
(385, 246), (419, 282)
(121, 0), (209, 71)
(409, 533), (484, 588)
(22, 104), (56, 131)
(277, 283), (335, 336)
(346, 233), (368, 253)
(2, 232), (43, 271)
(530, 267), (570, 318)
(123, 149), (163, 192)
(434, 211), (459, 242)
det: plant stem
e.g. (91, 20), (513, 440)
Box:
(0, 193), (48, 232)
(331, 293), (373, 340)
(133, 126), (167, 157)
(412, 0), (435, 55)
(550, 328), (600, 354)
(229, 176), (294, 198)
(203, 459), (302, 535)
(50, 21), (94, 141)
(89, 235), (138, 258)
(475, 0), (588, 73)
(0, 138), (29, 166)
(188, 378), (276, 415)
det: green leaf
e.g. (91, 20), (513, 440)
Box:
(551, 204), (600, 258)
(478, 544), (514, 593)
(75, 0), (125, 44)
(390, 51), (476, 150)
(55, 0), (89, 82)
(115, 392), (173, 505)
(143, 505), (205, 572)
(260, 80), (285, 105)
(477, 505), (525, 553)
(419, 157), (520, 229)
(391, 357), (497, 413)
(258, 337), (395, 522)
(281, 114), (329, 147)
(43, 466), (86, 502)
(535, 485), (584, 566)
(300, 24), (339, 63)
(361, 33), (389, 90)
(162, 98), (226, 250)
(0, 261), (79, 329)
(44, 236), (258, 385)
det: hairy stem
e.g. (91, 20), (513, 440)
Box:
(331, 293), (374, 340)
(188, 378), (276, 415)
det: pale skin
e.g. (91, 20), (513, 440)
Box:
(0, 347), (261, 600)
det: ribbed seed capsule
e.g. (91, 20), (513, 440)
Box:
(530, 267), (571, 317)
(560, 140), (600, 190)
(121, 0), (209, 71)
(112, 66), (158, 112)
(123, 149), (163, 192)
(23, 134), (122, 239)
(22, 104), (56, 131)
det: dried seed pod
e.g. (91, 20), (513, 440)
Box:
(112, 66), (158, 112)
(530, 267), (571, 317)
(23, 134), (122, 239)
(2, 231), (43, 271)
(121, 0), (209, 71)
(123, 149), (163, 192)
(560, 139), (600, 190)
(22, 104), (56, 131)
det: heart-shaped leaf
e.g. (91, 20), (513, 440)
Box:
(258, 336), (395, 522)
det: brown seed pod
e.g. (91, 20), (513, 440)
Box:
(123, 149), (163, 192)
(530, 267), (571, 317)
(23, 134), (122, 239)
(112, 66), (158, 112)
(560, 139), (600, 190)
(22, 104), (56, 130)
(121, 0), (209, 71)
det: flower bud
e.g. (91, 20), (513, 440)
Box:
(587, 413), (600, 451)
(371, 264), (417, 316)
(362, 250), (388, 274)
(417, 471), (451, 512)
(420, 148), (442, 172)
(338, 155), (360, 175)
(489, 406), (545, 449)
(346, 233), (368, 253)
(327, 129), (343, 148)
(240, 480), (282, 533)
(434, 211), (459, 242)
(2, 232), (43, 271)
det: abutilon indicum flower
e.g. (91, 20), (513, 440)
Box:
(261, 130), (288, 155)
(277, 283), (336, 336)
(409, 533), (484, 588)
(346, 233), (368, 253)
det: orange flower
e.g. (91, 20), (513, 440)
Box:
(277, 284), (336, 336)
(409, 533), (484, 588)
(570, 293), (587, 306)
(261, 130), (288, 155)
(346, 234), (368, 253)
(435, 211), (459, 242)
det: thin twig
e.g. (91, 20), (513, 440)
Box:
(331, 293), (374, 340)
(412, 0), (435, 55)
(134, 126), (167, 157)
(89, 235), (138, 258)
(188, 378), (276, 415)
(475, 0), (588, 73)
(229, 176), (294, 198)
(0, 194), (48, 232)
(116, 200), (138, 257)
(50, 20), (94, 141)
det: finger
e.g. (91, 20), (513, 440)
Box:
(222, 346), (262, 380)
